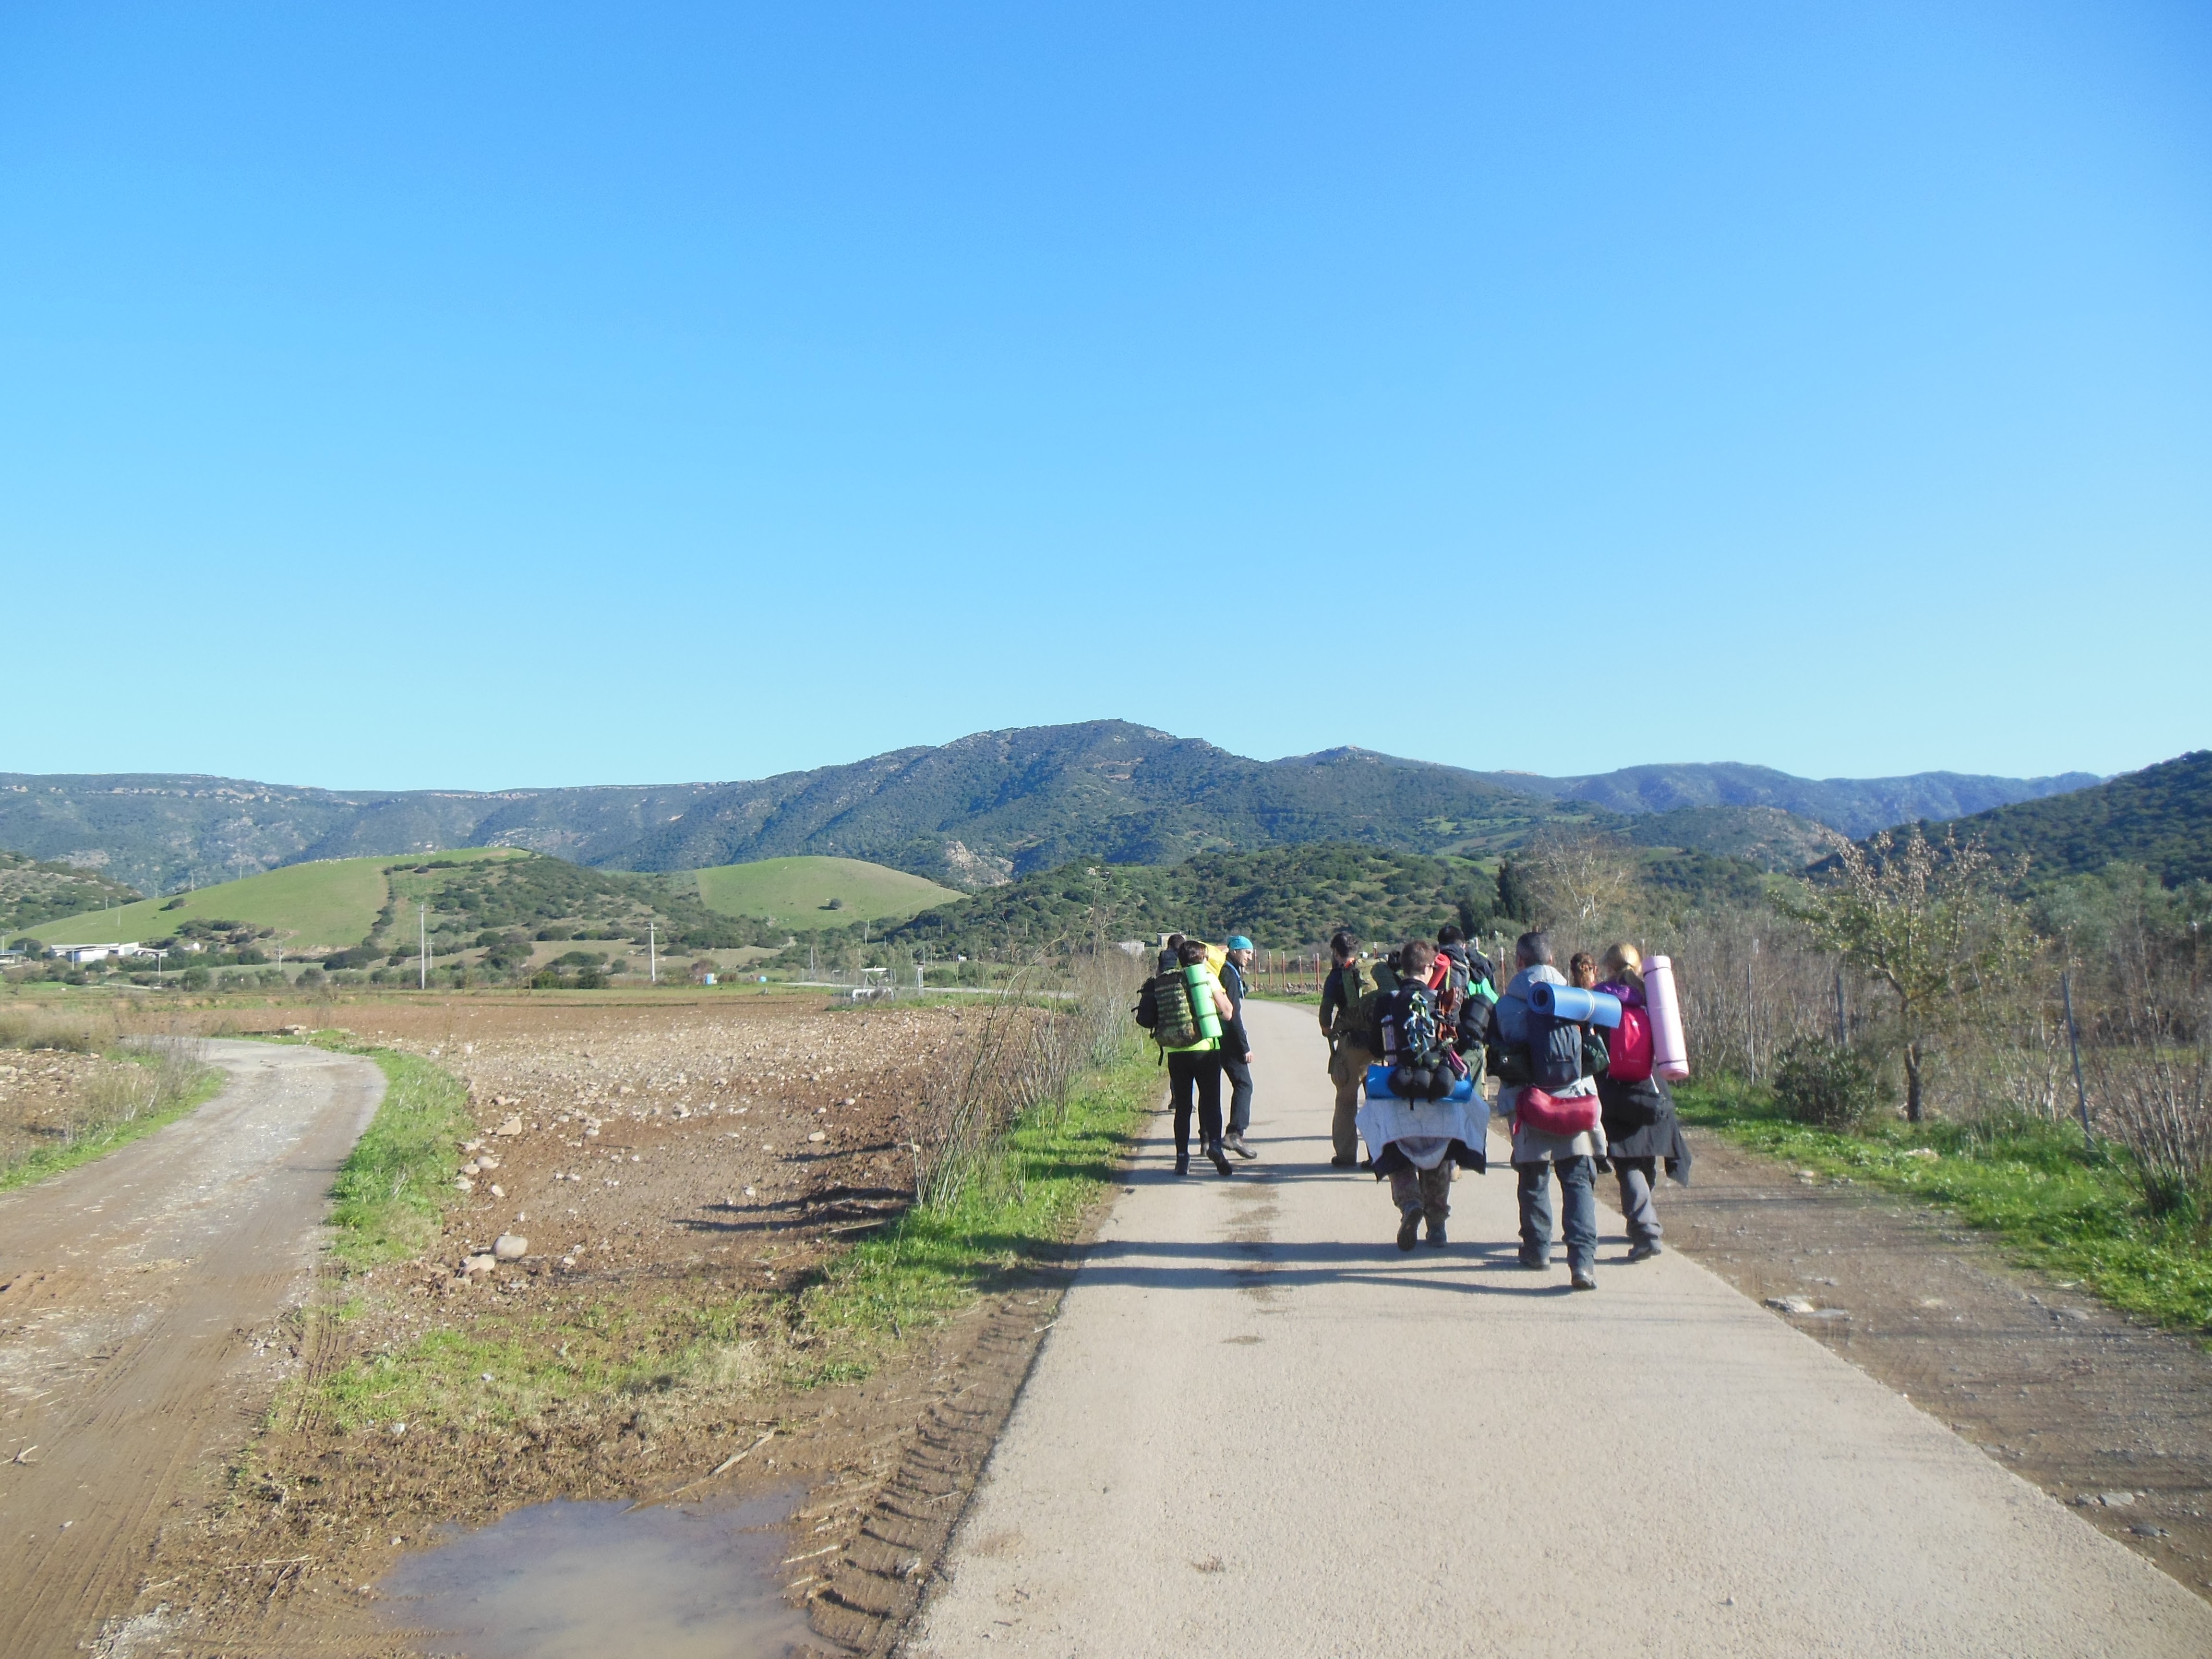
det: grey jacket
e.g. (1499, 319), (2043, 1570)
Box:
(1492, 964), (1606, 1164)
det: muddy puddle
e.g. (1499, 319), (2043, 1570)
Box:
(379, 1486), (814, 1658)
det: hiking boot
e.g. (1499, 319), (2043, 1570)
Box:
(1518, 1250), (1550, 1270)
(1329, 1154), (1358, 1169)
(1570, 1267), (1598, 1291)
(1424, 1216), (1447, 1248)
(1396, 1209), (1422, 1252)
(1208, 1140), (1234, 1177)
(1225, 1131), (1258, 1159)
(1174, 1152), (1190, 1176)
(1627, 1240), (1663, 1263)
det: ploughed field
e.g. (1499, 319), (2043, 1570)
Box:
(124, 995), (1032, 1657)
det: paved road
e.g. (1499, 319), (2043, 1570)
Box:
(0, 1040), (385, 1659)
(913, 1000), (2212, 1657)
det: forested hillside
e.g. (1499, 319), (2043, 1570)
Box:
(1912, 751), (2212, 887)
(0, 849), (141, 937)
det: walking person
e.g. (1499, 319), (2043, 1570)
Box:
(1153, 938), (1237, 1177)
(1359, 939), (1484, 1249)
(1217, 936), (1259, 1158)
(1318, 932), (1374, 1168)
(1592, 942), (1692, 1262)
(1487, 931), (1608, 1290)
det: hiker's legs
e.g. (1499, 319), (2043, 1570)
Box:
(1557, 1155), (1598, 1275)
(1515, 1161), (1554, 1265)
(1329, 1044), (1372, 1161)
(1167, 1052), (1197, 1157)
(1221, 1050), (1254, 1138)
(1387, 1167), (1425, 1215)
(1419, 1162), (1453, 1225)
(1191, 1053), (1224, 1148)
(1614, 1155), (1661, 1246)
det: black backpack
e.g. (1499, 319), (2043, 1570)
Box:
(1380, 983), (1464, 1101)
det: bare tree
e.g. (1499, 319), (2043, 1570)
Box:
(1776, 825), (2032, 1122)
(1518, 830), (1638, 934)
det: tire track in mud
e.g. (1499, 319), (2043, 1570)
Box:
(0, 1041), (384, 1659)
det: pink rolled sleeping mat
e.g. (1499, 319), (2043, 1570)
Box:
(1644, 954), (1689, 1080)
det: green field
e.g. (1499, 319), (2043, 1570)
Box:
(27, 850), (522, 950)
(692, 855), (962, 930)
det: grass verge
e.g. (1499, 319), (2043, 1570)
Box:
(796, 1044), (1161, 1382)
(0, 1047), (225, 1195)
(1676, 1076), (2212, 1343)
(326, 1047), (474, 1267)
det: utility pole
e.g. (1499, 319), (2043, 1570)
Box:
(649, 922), (657, 985)
(2062, 968), (2092, 1150)
(420, 903), (428, 991)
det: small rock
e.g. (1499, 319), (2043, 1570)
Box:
(2131, 1525), (2170, 1539)
(496, 1115), (524, 1137)
(808, 1131), (827, 1143)
(462, 1139), (484, 1153)
(1794, 1170), (1818, 1184)
(1903, 1148), (1939, 1161)
(1766, 1296), (1817, 1315)
(2099, 1492), (2137, 1507)
(493, 1233), (528, 1260)
(461, 1161), (482, 1177)
(462, 1254), (497, 1274)
(476, 1155), (498, 1172)
(2054, 1307), (2092, 1323)
(489, 1184), (505, 1199)
(455, 1176), (475, 1193)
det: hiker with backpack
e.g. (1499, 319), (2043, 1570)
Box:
(1218, 935), (1259, 1160)
(1318, 932), (1375, 1168)
(1593, 942), (1692, 1262)
(1358, 939), (1486, 1250)
(1134, 937), (1239, 1177)
(1487, 930), (1608, 1290)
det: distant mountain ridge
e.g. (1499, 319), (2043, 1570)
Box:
(1473, 761), (2101, 840)
(0, 722), (2104, 895)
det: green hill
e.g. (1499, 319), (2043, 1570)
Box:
(28, 850), (524, 950)
(692, 856), (961, 930)
(1912, 751), (2212, 888)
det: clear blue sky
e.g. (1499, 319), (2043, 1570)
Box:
(3, 1), (2206, 790)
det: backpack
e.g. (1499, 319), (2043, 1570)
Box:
(1136, 969), (1199, 1049)
(1529, 1005), (1586, 1091)
(1455, 974), (1499, 1054)
(1608, 1005), (1655, 1083)
(1380, 983), (1466, 1101)
(1344, 985), (1388, 1054)
(1326, 962), (1370, 1038)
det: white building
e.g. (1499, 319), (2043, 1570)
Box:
(46, 942), (154, 965)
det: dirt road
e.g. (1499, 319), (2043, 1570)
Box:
(0, 1040), (384, 1659)
(912, 1000), (2212, 1657)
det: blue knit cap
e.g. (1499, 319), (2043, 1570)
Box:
(1226, 935), (1254, 951)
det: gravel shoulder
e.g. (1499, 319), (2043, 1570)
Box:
(1657, 1126), (2212, 1599)
(0, 1040), (385, 1659)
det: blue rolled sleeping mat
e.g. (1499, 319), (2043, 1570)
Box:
(1366, 1063), (1476, 1103)
(1527, 983), (1623, 1028)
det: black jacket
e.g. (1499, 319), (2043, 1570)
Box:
(1218, 959), (1251, 1059)
(1596, 1072), (1693, 1181)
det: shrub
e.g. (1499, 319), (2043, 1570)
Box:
(180, 966), (211, 990)
(1773, 1037), (1883, 1129)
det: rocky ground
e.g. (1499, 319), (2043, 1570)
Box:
(91, 993), (1070, 1659)
(0, 1046), (142, 1174)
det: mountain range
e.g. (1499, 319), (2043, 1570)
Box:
(0, 721), (2105, 897)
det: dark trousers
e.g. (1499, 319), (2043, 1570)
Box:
(1613, 1155), (1662, 1245)
(1167, 1050), (1223, 1155)
(1515, 1157), (1597, 1273)
(1220, 1049), (1253, 1136)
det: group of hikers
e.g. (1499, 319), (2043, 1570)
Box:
(1136, 925), (1690, 1290)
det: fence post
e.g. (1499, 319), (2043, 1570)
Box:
(2061, 968), (2092, 1150)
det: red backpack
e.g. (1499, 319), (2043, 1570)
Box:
(1609, 1005), (1655, 1083)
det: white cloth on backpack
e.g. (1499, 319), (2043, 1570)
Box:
(1357, 1097), (1485, 1169)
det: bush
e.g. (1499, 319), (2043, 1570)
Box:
(180, 966), (211, 991)
(1773, 1037), (1884, 1129)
